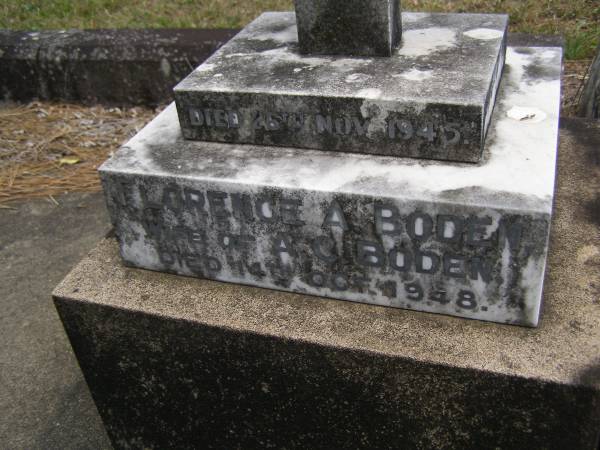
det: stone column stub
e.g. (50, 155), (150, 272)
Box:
(293, 0), (402, 57)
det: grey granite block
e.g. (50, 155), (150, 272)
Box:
(293, 0), (402, 56)
(103, 47), (561, 327)
(53, 120), (600, 448)
(174, 12), (508, 162)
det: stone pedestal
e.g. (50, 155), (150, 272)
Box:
(53, 116), (600, 447)
(101, 47), (561, 327)
(174, 12), (508, 162)
(293, 0), (402, 56)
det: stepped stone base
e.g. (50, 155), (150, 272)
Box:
(53, 115), (600, 448)
(174, 12), (508, 162)
(101, 47), (561, 327)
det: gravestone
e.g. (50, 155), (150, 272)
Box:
(53, 3), (581, 448)
(97, 4), (561, 328)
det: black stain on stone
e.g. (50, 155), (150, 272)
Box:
(523, 56), (562, 84)
(438, 186), (549, 214)
(54, 295), (600, 449)
(512, 47), (535, 55)
(584, 196), (600, 228)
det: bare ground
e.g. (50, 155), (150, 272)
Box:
(0, 61), (592, 205)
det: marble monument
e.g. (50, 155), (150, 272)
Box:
(99, 4), (561, 327)
(174, 12), (508, 162)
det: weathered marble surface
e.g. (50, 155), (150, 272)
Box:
(103, 47), (561, 327)
(293, 0), (402, 56)
(174, 12), (508, 162)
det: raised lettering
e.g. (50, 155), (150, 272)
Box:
(307, 270), (326, 287)
(316, 114), (333, 134)
(352, 117), (370, 136)
(273, 234), (295, 261)
(280, 198), (305, 226)
(266, 112), (281, 131)
(334, 117), (351, 135)
(230, 193), (254, 222)
(404, 282), (424, 301)
(219, 233), (255, 251)
(256, 196), (277, 222)
(356, 240), (385, 268)
(429, 290), (449, 304)
(162, 184), (183, 212)
(186, 255), (205, 275)
(287, 113), (305, 130)
(375, 203), (402, 235)
(436, 215), (463, 244)
(407, 212), (433, 241)
(330, 273), (349, 291)
(457, 290), (477, 309)
(441, 123), (461, 147)
(183, 187), (207, 219)
(207, 191), (229, 222)
(246, 261), (266, 278)
(226, 256), (245, 275)
(189, 108), (204, 126)
(141, 206), (163, 238)
(205, 256), (222, 273)
(352, 274), (371, 290)
(323, 200), (349, 231)
(443, 253), (466, 278)
(389, 248), (412, 272)
(469, 257), (493, 283)
(467, 216), (493, 247)
(312, 236), (338, 263)
(214, 109), (228, 128)
(202, 109), (213, 127)
(415, 250), (440, 274)
(159, 249), (185, 267)
(388, 119), (414, 140)
(228, 111), (240, 128)
(253, 111), (266, 130)
(416, 122), (436, 142)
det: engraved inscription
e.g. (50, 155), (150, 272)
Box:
(188, 107), (465, 148)
(110, 181), (537, 317)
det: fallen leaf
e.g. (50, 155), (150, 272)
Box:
(59, 156), (81, 166)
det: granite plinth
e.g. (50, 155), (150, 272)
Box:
(53, 111), (600, 450)
(102, 47), (560, 327)
(293, 0), (402, 57)
(174, 12), (508, 163)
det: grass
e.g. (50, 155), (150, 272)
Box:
(0, 0), (598, 58)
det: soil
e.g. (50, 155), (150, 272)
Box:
(0, 103), (161, 205)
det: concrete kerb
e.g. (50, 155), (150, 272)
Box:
(0, 29), (562, 106)
(0, 29), (237, 106)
